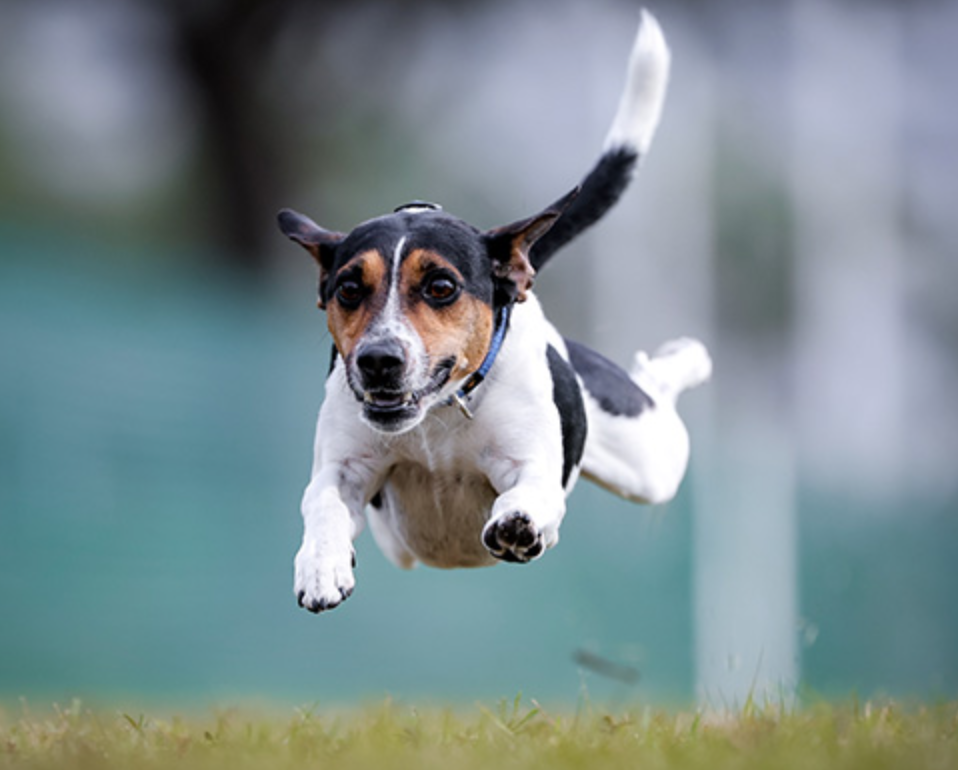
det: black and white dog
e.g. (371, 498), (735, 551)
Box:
(278, 10), (710, 613)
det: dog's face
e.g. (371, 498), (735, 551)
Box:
(279, 196), (573, 433)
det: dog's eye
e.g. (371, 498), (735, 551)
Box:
(423, 276), (459, 304)
(336, 279), (364, 307)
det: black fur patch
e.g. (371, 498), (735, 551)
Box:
(530, 147), (639, 270)
(403, 214), (497, 305)
(565, 338), (653, 418)
(332, 211), (495, 307)
(327, 344), (339, 377)
(546, 345), (587, 486)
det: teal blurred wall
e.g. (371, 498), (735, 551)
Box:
(2, 0), (958, 710)
(0, 231), (695, 707)
(2, 230), (956, 708)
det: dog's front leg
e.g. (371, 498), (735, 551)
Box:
(294, 462), (368, 613)
(294, 362), (389, 612)
(479, 435), (568, 564)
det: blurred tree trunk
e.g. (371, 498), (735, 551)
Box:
(167, 0), (291, 273)
(162, 0), (473, 273)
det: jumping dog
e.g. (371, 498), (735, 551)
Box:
(278, 10), (711, 613)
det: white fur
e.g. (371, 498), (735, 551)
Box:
(632, 337), (712, 405)
(296, 298), (566, 591)
(293, 291), (709, 610)
(603, 9), (671, 155)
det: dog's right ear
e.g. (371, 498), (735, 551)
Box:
(484, 187), (578, 305)
(278, 208), (346, 309)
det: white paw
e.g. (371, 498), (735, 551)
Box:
(632, 336), (712, 399)
(294, 541), (356, 613)
(653, 337), (712, 388)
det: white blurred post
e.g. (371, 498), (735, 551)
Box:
(684, 14), (799, 707)
(585, 8), (801, 708)
(693, 408), (798, 708)
(790, 0), (906, 499)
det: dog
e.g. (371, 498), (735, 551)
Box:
(278, 10), (711, 613)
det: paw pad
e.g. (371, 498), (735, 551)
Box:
(297, 585), (353, 614)
(483, 512), (544, 563)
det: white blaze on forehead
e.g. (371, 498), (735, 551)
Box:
(367, 235), (426, 370)
(390, 236), (407, 293)
(377, 235), (407, 332)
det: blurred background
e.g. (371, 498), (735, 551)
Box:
(1, 0), (956, 709)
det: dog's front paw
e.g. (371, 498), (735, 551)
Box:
(482, 512), (544, 564)
(294, 542), (356, 613)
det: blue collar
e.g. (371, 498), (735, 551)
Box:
(447, 304), (512, 419)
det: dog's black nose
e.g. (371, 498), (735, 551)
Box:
(356, 340), (405, 385)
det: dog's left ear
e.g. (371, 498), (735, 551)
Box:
(485, 187), (578, 303)
(278, 208), (346, 309)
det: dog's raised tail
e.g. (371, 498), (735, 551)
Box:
(603, 8), (671, 157)
(530, 9), (670, 270)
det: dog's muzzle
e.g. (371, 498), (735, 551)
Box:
(351, 340), (454, 432)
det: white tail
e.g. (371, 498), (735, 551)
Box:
(603, 8), (672, 156)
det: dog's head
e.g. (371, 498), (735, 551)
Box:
(278, 193), (574, 433)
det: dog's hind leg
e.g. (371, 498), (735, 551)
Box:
(573, 337), (710, 505)
(629, 337), (712, 408)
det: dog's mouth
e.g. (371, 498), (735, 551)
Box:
(358, 357), (456, 430)
(362, 391), (412, 410)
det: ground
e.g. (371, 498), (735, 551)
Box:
(2, 696), (956, 770)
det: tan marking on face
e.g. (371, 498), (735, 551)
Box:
(326, 250), (389, 358)
(400, 249), (494, 380)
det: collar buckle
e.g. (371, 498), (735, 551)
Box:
(450, 391), (475, 420)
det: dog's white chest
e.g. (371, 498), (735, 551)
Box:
(365, 413), (504, 568)
(378, 461), (498, 568)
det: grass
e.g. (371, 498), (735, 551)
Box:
(2, 695), (956, 770)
